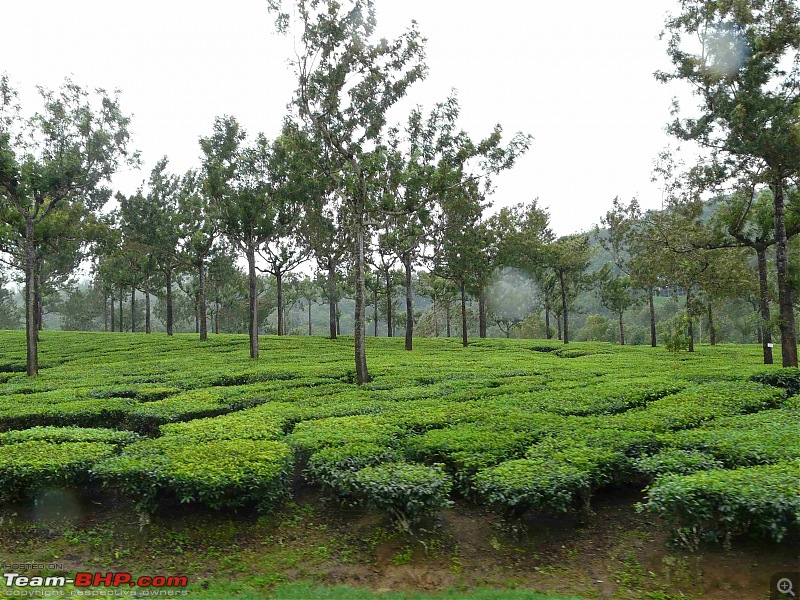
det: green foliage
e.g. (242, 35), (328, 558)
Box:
(659, 312), (692, 352)
(665, 409), (800, 467)
(474, 440), (621, 514)
(94, 437), (293, 512)
(0, 397), (135, 430)
(578, 314), (612, 342)
(0, 426), (138, 447)
(0, 441), (116, 501)
(287, 415), (403, 459)
(349, 462), (453, 528)
(749, 367), (800, 397)
(634, 449), (723, 478)
(0, 331), (794, 545)
(305, 443), (401, 497)
(608, 382), (782, 432)
(642, 461), (800, 548)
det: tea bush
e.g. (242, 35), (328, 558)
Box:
(474, 440), (624, 513)
(749, 367), (800, 397)
(0, 331), (794, 544)
(349, 462), (453, 528)
(0, 441), (116, 501)
(642, 460), (800, 548)
(93, 437), (293, 511)
(0, 426), (139, 446)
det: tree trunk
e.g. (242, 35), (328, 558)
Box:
(433, 296), (438, 338)
(385, 270), (393, 338)
(119, 296), (123, 332)
(199, 263), (208, 340)
(24, 219), (38, 377)
(354, 221), (370, 384)
(110, 295), (115, 333)
(336, 304), (341, 336)
(308, 299), (312, 336)
(35, 279), (42, 335)
(559, 269), (569, 344)
(756, 246), (774, 364)
(404, 253), (413, 351)
(698, 310), (702, 344)
(328, 261), (337, 340)
(246, 246), (259, 359)
(276, 270), (284, 336)
(708, 302), (716, 346)
(619, 312), (625, 345)
(772, 177), (798, 367)
(215, 299), (220, 335)
(557, 313), (562, 341)
(373, 283), (378, 337)
(544, 290), (551, 339)
(103, 293), (108, 332)
(460, 283), (468, 347)
(145, 281), (151, 334)
(445, 302), (451, 338)
(648, 288), (657, 347)
(686, 288), (694, 353)
(478, 287), (487, 338)
(165, 269), (174, 336)
(131, 286), (136, 333)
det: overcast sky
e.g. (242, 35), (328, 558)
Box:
(3, 0), (697, 236)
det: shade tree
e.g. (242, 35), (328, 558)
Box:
(658, 0), (800, 365)
(0, 77), (136, 374)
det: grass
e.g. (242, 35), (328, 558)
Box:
(191, 581), (581, 599)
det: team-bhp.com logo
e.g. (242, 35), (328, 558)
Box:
(4, 572), (188, 592)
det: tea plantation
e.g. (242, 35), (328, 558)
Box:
(0, 330), (798, 551)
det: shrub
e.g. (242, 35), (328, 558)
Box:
(93, 438), (293, 512)
(0, 426), (139, 447)
(305, 443), (402, 496)
(634, 449), (724, 478)
(0, 441), (116, 501)
(406, 419), (554, 491)
(665, 409), (800, 467)
(659, 313), (692, 352)
(349, 462), (452, 529)
(608, 382), (782, 432)
(749, 367), (800, 397)
(159, 411), (286, 442)
(287, 415), (403, 458)
(0, 399), (135, 430)
(474, 440), (623, 514)
(642, 460), (800, 549)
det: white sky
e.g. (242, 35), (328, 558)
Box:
(2, 0), (698, 236)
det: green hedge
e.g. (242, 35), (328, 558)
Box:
(349, 462), (453, 528)
(406, 417), (559, 492)
(305, 442), (401, 496)
(287, 415), (404, 458)
(748, 367), (800, 396)
(474, 440), (623, 514)
(0, 399), (135, 431)
(664, 409), (800, 467)
(0, 426), (139, 446)
(0, 441), (116, 501)
(159, 411), (287, 442)
(607, 382), (783, 432)
(633, 448), (724, 477)
(93, 437), (293, 512)
(642, 460), (800, 548)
